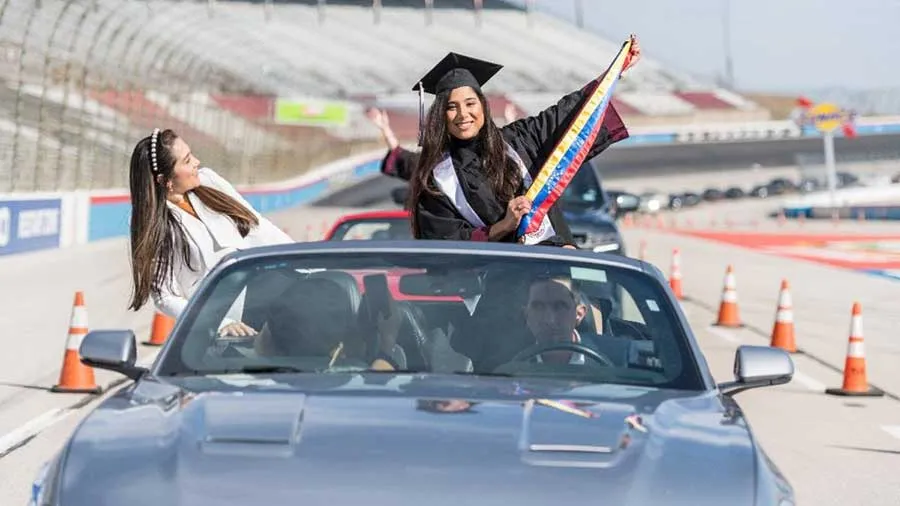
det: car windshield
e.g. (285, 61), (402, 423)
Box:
(558, 163), (608, 209)
(329, 218), (412, 240)
(156, 250), (703, 390)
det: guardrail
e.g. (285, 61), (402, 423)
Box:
(0, 149), (386, 257)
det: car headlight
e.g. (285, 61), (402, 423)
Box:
(586, 232), (622, 253)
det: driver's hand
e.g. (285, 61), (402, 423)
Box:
(219, 321), (258, 337)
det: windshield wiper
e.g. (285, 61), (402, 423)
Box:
(240, 365), (309, 374)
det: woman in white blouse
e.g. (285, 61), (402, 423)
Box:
(126, 128), (292, 336)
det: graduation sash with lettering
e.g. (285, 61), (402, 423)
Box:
(432, 142), (556, 242)
(516, 38), (634, 244)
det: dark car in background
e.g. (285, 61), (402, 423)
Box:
(553, 159), (638, 255)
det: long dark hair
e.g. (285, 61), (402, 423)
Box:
(128, 129), (259, 311)
(407, 88), (522, 238)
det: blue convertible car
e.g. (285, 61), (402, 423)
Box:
(32, 241), (795, 506)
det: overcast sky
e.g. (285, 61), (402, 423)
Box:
(504, 0), (898, 93)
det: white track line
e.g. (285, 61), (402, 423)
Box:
(0, 408), (73, 457)
(791, 371), (827, 392)
(705, 325), (824, 392)
(705, 325), (741, 344)
(881, 425), (900, 441)
(0, 350), (160, 459)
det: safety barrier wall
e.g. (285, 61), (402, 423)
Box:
(0, 150), (385, 257)
(618, 116), (900, 147)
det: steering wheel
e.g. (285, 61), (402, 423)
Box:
(509, 342), (615, 367)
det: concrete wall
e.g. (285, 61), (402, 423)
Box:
(0, 150), (386, 257)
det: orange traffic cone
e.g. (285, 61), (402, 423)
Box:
(669, 248), (683, 300)
(51, 292), (102, 394)
(770, 279), (796, 353)
(144, 311), (175, 346)
(638, 239), (647, 261)
(714, 265), (742, 327)
(826, 303), (884, 397)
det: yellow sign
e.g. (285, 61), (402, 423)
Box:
(795, 102), (856, 134)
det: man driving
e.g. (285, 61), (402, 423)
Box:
(523, 274), (597, 365)
(457, 269), (611, 371)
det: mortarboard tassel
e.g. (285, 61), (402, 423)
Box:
(417, 81), (425, 147)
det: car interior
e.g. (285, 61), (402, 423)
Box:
(171, 256), (700, 390)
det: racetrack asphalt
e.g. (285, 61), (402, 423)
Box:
(1, 172), (899, 505)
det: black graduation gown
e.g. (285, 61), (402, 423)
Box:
(378, 78), (630, 246)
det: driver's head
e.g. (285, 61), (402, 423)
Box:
(261, 277), (362, 359)
(524, 275), (587, 345)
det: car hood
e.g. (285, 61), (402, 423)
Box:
(58, 375), (759, 506)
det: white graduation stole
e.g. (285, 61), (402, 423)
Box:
(431, 142), (556, 243)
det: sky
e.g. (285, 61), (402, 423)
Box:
(503, 0), (900, 94)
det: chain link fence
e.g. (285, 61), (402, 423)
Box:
(0, 0), (380, 193)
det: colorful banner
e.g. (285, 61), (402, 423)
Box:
(517, 38), (633, 243)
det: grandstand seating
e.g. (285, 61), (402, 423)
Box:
(0, 0), (769, 191)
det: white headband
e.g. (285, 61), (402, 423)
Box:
(150, 128), (160, 173)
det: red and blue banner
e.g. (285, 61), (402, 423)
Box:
(517, 37), (634, 244)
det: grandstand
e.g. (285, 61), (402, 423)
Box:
(0, 0), (769, 193)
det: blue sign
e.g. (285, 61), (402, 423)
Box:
(0, 198), (62, 256)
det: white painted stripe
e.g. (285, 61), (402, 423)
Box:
(848, 341), (865, 358)
(779, 292), (792, 307)
(70, 309), (88, 327)
(775, 310), (793, 323)
(0, 349), (161, 459)
(65, 333), (86, 350)
(706, 325), (741, 344)
(881, 425), (900, 440)
(0, 408), (73, 456)
(792, 370), (827, 392)
(850, 315), (863, 338)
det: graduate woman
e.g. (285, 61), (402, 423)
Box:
(370, 40), (641, 246)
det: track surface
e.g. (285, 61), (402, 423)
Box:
(1, 172), (899, 505)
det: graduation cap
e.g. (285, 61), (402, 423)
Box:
(413, 52), (504, 146)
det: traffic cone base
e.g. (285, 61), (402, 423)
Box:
(825, 385), (884, 397)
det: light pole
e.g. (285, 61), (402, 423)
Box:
(722, 0), (735, 88)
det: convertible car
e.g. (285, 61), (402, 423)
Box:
(32, 242), (795, 506)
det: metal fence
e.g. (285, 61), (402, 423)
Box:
(0, 0), (380, 193)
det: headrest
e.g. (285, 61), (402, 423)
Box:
(308, 270), (362, 315)
(265, 277), (359, 357)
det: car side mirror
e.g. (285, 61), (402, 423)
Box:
(390, 187), (409, 206)
(717, 345), (793, 396)
(79, 330), (148, 381)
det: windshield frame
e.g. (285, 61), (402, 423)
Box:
(149, 243), (712, 392)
